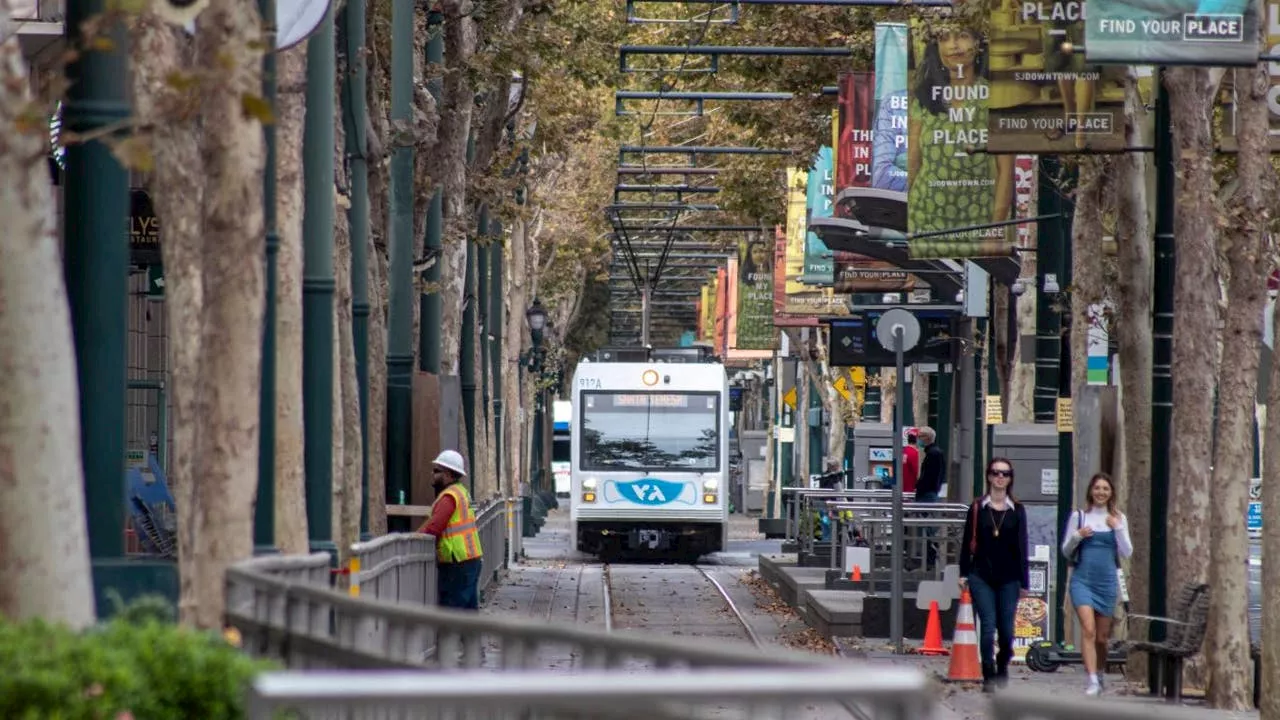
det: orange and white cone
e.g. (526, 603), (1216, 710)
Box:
(945, 589), (983, 682)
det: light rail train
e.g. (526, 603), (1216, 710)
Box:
(569, 347), (729, 560)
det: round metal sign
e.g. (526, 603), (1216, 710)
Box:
(875, 308), (921, 353)
(277, 0), (331, 49)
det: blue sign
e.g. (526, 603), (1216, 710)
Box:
(1248, 501), (1262, 534)
(604, 478), (692, 506)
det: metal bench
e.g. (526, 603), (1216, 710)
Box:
(1120, 582), (1210, 701)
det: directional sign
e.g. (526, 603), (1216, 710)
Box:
(875, 307), (921, 353)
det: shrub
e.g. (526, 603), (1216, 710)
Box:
(0, 595), (279, 720)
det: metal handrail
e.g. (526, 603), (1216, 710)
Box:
(227, 562), (868, 670)
(246, 666), (934, 720)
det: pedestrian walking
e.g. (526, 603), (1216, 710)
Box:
(417, 449), (485, 610)
(959, 457), (1030, 693)
(914, 426), (944, 503)
(902, 428), (920, 493)
(1061, 471), (1132, 696)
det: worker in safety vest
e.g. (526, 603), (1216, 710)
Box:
(417, 449), (485, 609)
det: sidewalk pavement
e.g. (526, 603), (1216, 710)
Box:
(835, 638), (1260, 720)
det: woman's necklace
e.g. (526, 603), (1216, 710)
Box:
(988, 503), (1009, 538)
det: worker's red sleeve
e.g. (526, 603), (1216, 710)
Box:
(420, 494), (455, 538)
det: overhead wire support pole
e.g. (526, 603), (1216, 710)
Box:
(619, 44), (852, 72)
(618, 145), (791, 157)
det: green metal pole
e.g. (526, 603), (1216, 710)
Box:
(1035, 157), (1064, 423)
(1148, 71), (1174, 669)
(490, 222), (504, 495)
(1052, 167), (1077, 644)
(419, 9), (444, 375)
(461, 208), (481, 491)
(254, 0), (279, 555)
(303, 8), (337, 556)
(479, 240), (490, 426)
(935, 370), (952, 467)
(63, 0), (129, 606)
(341, 0), (372, 539)
(1054, 312), (1076, 643)
(972, 318), (986, 500)
(385, 0), (415, 531)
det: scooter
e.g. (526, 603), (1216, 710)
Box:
(1024, 639), (1128, 673)
(1024, 601), (1130, 673)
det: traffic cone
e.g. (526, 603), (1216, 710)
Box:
(917, 600), (949, 656)
(850, 565), (862, 581)
(945, 590), (983, 682)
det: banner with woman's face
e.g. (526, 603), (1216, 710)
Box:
(907, 18), (1017, 259)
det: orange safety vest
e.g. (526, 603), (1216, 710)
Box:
(434, 483), (483, 563)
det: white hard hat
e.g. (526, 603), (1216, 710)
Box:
(433, 449), (467, 477)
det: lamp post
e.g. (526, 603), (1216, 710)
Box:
(524, 299), (548, 537)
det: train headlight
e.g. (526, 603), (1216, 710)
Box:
(702, 478), (719, 493)
(581, 478), (598, 503)
(582, 478), (598, 490)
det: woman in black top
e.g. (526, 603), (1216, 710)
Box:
(959, 457), (1030, 692)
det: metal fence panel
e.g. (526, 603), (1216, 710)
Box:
(246, 666), (934, 720)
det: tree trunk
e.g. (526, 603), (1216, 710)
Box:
(0, 18), (95, 628)
(1116, 74), (1154, 686)
(1070, 158), (1106, 488)
(273, 45), (310, 555)
(1205, 58), (1272, 710)
(128, 16), (205, 623)
(190, 0), (266, 629)
(367, 244), (389, 535)
(1008, 219), (1038, 423)
(1164, 68), (1221, 690)
(435, 0), (476, 376)
(334, 171), (363, 560)
(912, 370), (929, 431)
(879, 368), (896, 424)
(505, 220), (530, 499)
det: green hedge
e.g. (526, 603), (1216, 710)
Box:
(0, 595), (280, 720)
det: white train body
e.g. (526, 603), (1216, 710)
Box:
(569, 358), (729, 559)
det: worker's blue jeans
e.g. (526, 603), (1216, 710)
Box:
(438, 558), (483, 610)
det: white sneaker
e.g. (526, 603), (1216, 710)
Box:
(1085, 681), (1101, 697)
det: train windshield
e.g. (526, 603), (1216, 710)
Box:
(579, 391), (720, 472)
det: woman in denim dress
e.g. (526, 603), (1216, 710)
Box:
(1062, 472), (1133, 696)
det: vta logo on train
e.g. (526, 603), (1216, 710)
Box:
(605, 478), (692, 506)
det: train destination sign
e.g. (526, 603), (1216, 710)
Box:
(1084, 0), (1261, 66)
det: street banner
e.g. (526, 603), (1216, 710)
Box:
(714, 267), (728, 354)
(987, 0), (1129, 153)
(779, 168), (847, 325)
(874, 23), (910, 192)
(836, 72), (917, 293)
(1085, 0), (1261, 67)
(907, 17), (1017, 259)
(837, 72), (875, 192)
(734, 231), (777, 350)
(801, 146), (836, 284)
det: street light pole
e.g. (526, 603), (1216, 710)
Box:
(524, 299), (548, 537)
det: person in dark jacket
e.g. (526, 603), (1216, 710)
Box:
(959, 457), (1030, 693)
(915, 426), (945, 502)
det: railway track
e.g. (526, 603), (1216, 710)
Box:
(601, 562), (760, 649)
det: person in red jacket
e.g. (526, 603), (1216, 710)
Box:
(902, 428), (920, 492)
